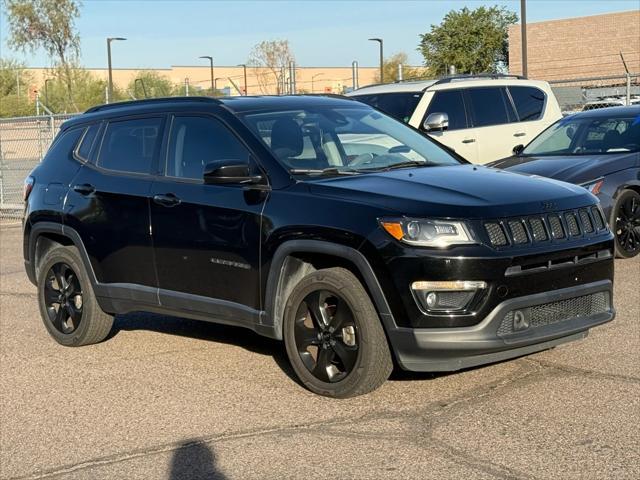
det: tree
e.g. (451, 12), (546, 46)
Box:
(374, 52), (428, 83)
(418, 6), (518, 75)
(3, 0), (82, 108)
(41, 69), (110, 113)
(248, 39), (295, 94)
(127, 71), (176, 99)
(0, 58), (34, 117)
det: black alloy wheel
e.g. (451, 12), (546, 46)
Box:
(43, 262), (84, 334)
(613, 190), (640, 258)
(293, 289), (359, 383)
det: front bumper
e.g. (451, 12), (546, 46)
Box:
(387, 280), (614, 372)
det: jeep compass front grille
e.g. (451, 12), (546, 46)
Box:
(484, 207), (607, 248)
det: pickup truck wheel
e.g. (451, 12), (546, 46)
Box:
(283, 267), (392, 398)
(37, 245), (113, 346)
(611, 189), (640, 258)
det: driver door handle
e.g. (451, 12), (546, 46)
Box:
(514, 132), (526, 137)
(462, 138), (476, 144)
(153, 193), (181, 207)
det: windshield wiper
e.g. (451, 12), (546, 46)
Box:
(289, 167), (359, 176)
(352, 160), (431, 172)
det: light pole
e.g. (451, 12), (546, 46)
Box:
(368, 38), (384, 83)
(199, 56), (214, 94)
(311, 73), (323, 93)
(44, 78), (52, 106)
(520, 0), (528, 77)
(107, 37), (126, 103)
(237, 64), (248, 95)
(214, 77), (223, 94)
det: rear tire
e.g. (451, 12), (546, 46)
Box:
(37, 245), (114, 346)
(283, 267), (393, 398)
(610, 189), (640, 259)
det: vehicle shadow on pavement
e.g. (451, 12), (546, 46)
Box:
(109, 312), (302, 385)
(169, 439), (227, 480)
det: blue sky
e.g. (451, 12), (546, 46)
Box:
(1, 0), (637, 68)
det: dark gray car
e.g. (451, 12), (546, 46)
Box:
(490, 105), (640, 258)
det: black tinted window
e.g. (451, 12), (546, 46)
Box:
(509, 86), (545, 121)
(426, 90), (467, 130)
(466, 87), (514, 127)
(98, 118), (162, 174)
(76, 123), (100, 161)
(167, 116), (250, 180)
(352, 92), (422, 123)
(44, 128), (84, 163)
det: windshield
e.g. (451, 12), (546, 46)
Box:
(350, 92), (423, 123)
(523, 114), (640, 156)
(239, 105), (461, 175)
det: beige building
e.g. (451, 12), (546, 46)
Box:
(25, 65), (381, 98)
(509, 10), (640, 80)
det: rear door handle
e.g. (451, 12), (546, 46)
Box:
(514, 132), (526, 137)
(462, 138), (476, 144)
(153, 193), (181, 207)
(72, 183), (95, 195)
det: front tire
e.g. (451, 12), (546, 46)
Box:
(37, 245), (114, 346)
(610, 189), (640, 259)
(283, 267), (393, 398)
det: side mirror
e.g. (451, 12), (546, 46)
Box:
(512, 144), (525, 156)
(423, 112), (449, 132)
(203, 160), (263, 185)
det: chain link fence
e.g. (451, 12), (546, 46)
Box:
(549, 74), (640, 114)
(0, 113), (76, 222)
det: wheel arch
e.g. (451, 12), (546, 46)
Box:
(27, 222), (98, 287)
(263, 240), (396, 340)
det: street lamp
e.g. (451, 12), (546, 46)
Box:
(237, 64), (248, 95)
(199, 55), (214, 94)
(44, 78), (52, 106)
(214, 77), (223, 93)
(107, 37), (126, 103)
(311, 73), (323, 93)
(368, 38), (384, 83)
(520, 0), (528, 77)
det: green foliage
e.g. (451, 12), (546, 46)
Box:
(0, 94), (34, 117)
(0, 58), (32, 96)
(3, 0), (82, 107)
(41, 69), (110, 113)
(127, 71), (175, 99)
(374, 52), (429, 83)
(418, 6), (518, 75)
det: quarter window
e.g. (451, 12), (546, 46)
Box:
(167, 116), (250, 180)
(76, 123), (100, 161)
(509, 86), (545, 121)
(425, 90), (467, 130)
(466, 87), (514, 127)
(98, 118), (162, 174)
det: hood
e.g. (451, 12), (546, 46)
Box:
(489, 152), (638, 184)
(307, 164), (596, 219)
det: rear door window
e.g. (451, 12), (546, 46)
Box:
(425, 90), (468, 130)
(509, 86), (545, 121)
(351, 92), (422, 123)
(98, 117), (162, 174)
(466, 87), (515, 127)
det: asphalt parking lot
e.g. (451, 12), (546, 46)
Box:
(0, 223), (638, 480)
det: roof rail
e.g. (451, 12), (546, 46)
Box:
(433, 73), (527, 85)
(84, 96), (222, 114)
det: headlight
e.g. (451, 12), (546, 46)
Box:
(580, 178), (604, 195)
(380, 218), (475, 247)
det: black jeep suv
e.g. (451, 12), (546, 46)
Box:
(23, 96), (615, 397)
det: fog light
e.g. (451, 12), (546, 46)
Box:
(411, 280), (487, 313)
(426, 292), (438, 308)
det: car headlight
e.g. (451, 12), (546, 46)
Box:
(380, 218), (475, 247)
(580, 178), (604, 195)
